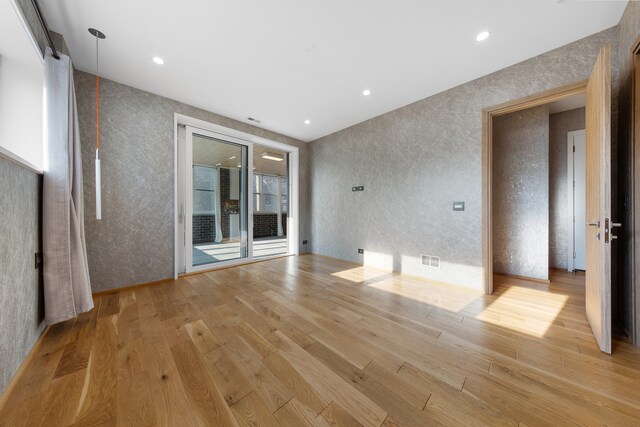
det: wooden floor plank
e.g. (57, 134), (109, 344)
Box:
(273, 331), (387, 427)
(320, 401), (366, 427)
(230, 392), (279, 427)
(224, 333), (295, 413)
(263, 352), (329, 415)
(171, 340), (239, 426)
(140, 334), (199, 426)
(74, 315), (118, 426)
(273, 397), (330, 427)
(116, 338), (156, 427)
(37, 368), (86, 427)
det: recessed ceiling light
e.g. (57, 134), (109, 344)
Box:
(237, 163), (241, 168)
(215, 163), (222, 166)
(304, 120), (311, 125)
(363, 89), (371, 96)
(476, 31), (490, 42)
(152, 56), (165, 65)
(262, 152), (284, 162)
(229, 156), (236, 160)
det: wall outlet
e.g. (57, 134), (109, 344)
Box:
(352, 186), (365, 192)
(358, 248), (364, 254)
(303, 240), (308, 245)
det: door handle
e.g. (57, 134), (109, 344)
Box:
(610, 220), (621, 243)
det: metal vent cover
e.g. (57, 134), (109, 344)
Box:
(421, 254), (441, 268)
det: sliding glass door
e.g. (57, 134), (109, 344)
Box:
(176, 118), (299, 277)
(185, 127), (250, 272)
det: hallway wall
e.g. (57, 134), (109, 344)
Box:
(493, 105), (550, 280)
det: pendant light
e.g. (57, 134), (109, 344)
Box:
(89, 28), (106, 220)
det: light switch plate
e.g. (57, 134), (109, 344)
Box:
(453, 202), (465, 211)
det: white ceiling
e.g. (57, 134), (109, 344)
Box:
(40, 0), (627, 142)
(548, 93), (586, 115)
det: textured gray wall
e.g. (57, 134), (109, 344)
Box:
(310, 28), (618, 290)
(493, 106), (549, 280)
(549, 108), (585, 270)
(74, 71), (310, 292)
(0, 3), (58, 396)
(0, 155), (44, 395)
(616, 1), (640, 338)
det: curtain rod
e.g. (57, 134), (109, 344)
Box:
(30, 0), (59, 60)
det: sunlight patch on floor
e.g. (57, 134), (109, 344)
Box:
(366, 279), (479, 312)
(331, 267), (390, 283)
(476, 285), (570, 338)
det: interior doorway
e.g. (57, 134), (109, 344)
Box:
(482, 42), (616, 354)
(490, 93), (586, 283)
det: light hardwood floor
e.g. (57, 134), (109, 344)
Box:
(1, 255), (640, 426)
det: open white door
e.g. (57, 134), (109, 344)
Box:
(585, 45), (614, 354)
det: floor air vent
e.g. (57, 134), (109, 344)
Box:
(421, 254), (441, 268)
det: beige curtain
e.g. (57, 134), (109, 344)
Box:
(43, 48), (93, 324)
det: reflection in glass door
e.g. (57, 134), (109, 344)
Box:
(252, 146), (289, 259)
(185, 127), (249, 271)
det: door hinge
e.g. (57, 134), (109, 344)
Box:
(604, 218), (609, 243)
(573, 251), (576, 259)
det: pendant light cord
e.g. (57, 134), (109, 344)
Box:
(90, 28), (105, 221)
(95, 35), (100, 158)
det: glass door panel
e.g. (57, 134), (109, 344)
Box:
(186, 128), (248, 271)
(252, 145), (289, 259)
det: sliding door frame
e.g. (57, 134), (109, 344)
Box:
(184, 126), (253, 273)
(173, 113), (300, 278)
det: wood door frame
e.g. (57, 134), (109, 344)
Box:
(631, 36), (640, 345)
(482, 80), (588, 294)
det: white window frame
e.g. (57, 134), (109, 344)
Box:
(192, 164), (217, 216)
(174, 114), (300, 277)
(254, 173), (286, 214)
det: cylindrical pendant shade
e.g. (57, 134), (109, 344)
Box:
(95, 155), (101, 220)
